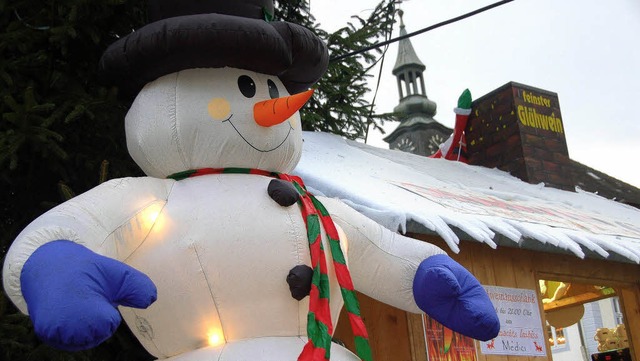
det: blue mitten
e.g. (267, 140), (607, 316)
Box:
(21, 240), (157, 351)
(413, 254), (499, 341)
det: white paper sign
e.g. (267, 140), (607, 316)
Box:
(480, 285), (547, 357)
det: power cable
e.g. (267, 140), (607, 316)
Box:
(330, 0), (515, 62)
(363, 10), (394, 144)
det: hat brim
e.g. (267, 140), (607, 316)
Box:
(99, 13), (328, 97)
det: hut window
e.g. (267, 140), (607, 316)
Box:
(612, 297), (624, 326)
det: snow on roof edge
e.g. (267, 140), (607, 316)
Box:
(294, 132), (640, 264)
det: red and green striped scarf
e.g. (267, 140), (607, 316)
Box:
(168, 168), (372, 361)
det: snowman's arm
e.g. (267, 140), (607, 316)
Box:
(318, 196), (445, 313)
(320, 196), (500, 341)
(3, 176), (174, 314)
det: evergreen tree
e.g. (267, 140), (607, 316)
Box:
(276, 0), (398, 139)
(0, 2), (150, 359)
(1, 0), (398, 359)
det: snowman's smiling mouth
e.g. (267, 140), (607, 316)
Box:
(223, 115), (292, 153)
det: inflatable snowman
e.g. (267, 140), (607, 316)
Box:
(3, 1), (499, 360)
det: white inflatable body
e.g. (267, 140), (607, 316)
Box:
(3, 68), (446, 360)
(4, 175), (444, 360)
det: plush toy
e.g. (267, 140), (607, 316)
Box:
(2, 1), (499, 360)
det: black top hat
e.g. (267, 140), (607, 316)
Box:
(99, 0), (329, 97)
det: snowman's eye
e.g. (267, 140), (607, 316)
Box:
(267, 79), (279, 99)
(238, 75), (256, 98)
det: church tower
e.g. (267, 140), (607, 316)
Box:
(384, 10), (452, 156)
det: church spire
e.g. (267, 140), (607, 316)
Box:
(392, 10), (436, 117)
(384, 10), (449, 157)
(392, 10), (425, 81)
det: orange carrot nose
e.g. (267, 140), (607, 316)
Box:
(254, 89), (314, 127)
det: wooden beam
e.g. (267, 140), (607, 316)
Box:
(618, 285), (640, 361)
(543, 291), (617, 311)
(406, 313), (427, 361)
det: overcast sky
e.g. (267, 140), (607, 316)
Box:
(311, 0), (640, 189)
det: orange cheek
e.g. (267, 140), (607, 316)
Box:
(208, 98), (231, 120)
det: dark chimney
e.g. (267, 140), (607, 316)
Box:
(465, 82), (574, 191)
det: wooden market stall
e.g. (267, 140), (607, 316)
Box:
(298, 127), (640, 361)
(299, 82), (640, 361)
(334, 16), (640, 359)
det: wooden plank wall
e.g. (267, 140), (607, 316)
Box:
(334, 235), (640, 361)
(334, 292), (414, 361)
(459, 240), (552, 361)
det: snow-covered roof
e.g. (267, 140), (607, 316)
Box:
(293, 132), (640, 264)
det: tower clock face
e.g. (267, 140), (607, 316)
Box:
(395, 137), (416, 153)
(427, 132), (446, 155)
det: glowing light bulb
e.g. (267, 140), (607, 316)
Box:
(207, 329), (224, 347)
(145, 208), (160, 224)
(139, 201), (166, 231)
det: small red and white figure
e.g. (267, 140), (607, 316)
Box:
(430, 89), (472, 163)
